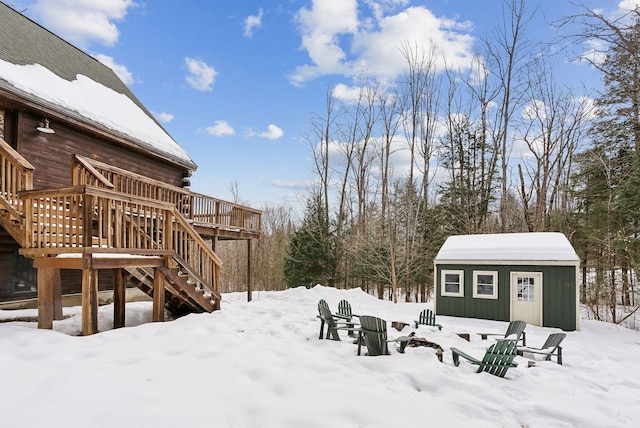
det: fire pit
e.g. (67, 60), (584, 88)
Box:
(403, 332), (444, 362)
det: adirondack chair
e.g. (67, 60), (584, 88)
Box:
(334, 299), (358, 337)
(413, 309), (443, 330)
(357, 315), (390, 356)
(478, 320), (527, 346)
(517, 332), (566, 365)
(317, 299), (331, 339)
(317, 300), (359, 341)
(451, 340), (519, 378)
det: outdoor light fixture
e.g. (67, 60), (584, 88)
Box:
(36, 118), (55, 134)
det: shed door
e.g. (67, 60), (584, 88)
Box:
(510, 272), (542, 326)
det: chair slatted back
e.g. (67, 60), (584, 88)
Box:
(318, 299), (330, 317)
(480, 340), (518, 377)
(359, 315), (389, 356)
(541, 333), (566, 351)
(505, 321), (527, 342)
(418, 309), (436, 326)
(337, 300), (352, 319)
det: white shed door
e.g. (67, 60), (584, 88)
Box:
(510, 272), (542, 326)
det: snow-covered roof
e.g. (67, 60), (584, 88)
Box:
(434, 232), (580, 263)
(0, 3), (196, 170)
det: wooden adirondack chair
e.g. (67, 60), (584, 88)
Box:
(478, 320), (527, 346)
(413, 309), (443, 330)
(357, 315), (390, 356)
(451, 340), (519, 378)
(517, 332), (566, 365)
(334, 299), (358, 337)
(317, 300), (359, 341)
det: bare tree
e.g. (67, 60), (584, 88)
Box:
(516, 60), (591, 232)
(484, 0), (536, 231)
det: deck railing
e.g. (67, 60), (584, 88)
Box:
(20, 185), (221, 294)
(72, 155), (261, 236)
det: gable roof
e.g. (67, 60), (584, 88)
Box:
(0, 2), (196, 170)
(434, 232), (580, 263)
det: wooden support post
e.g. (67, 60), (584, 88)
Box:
(113, 268), (126, 329)
(152, 267), (165, 322)
(81, 268), (99, 335)
(52, 268), (63, 321)
(247, 239), (252, 302)
(37, 267), (54, 330)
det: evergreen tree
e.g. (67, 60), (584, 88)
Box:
(570, 6), (640, 317)
(283, 193), (336, 288)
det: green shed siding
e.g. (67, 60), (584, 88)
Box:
(435, 263), (577, 331)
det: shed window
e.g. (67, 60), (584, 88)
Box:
(473, 271), (498, 299)
(441, 270), (464, 297)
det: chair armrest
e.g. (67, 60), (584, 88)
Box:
(477, 333), (500, 340)
(389, 336), (411, 353)
(451, 347), (481, 366)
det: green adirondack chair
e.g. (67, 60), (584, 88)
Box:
(478, 320), (527, 346)
(357, 315), (390, 356)
(317, 300), (359, 341)
(517, 332), (566, 365)
(413, 309), (443, 330)
(451, 340), (519, 378)
(335, 299), (358, 337)
(317, 299), (331, 339)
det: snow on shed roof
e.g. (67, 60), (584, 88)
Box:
(434, 232), (580, 263)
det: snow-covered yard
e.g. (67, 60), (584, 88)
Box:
(1, 285), (639, 428)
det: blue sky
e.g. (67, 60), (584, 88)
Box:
(7, 0), (631, 210)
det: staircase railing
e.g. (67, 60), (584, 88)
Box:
(20, 185), (221, 298)
(72, 155), (261, 236)
(0, 137), (34, 245)
(0, 137), (34, 213)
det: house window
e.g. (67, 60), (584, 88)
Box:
(441, 270), (464, 297)
(473, 271), (498, 299)
(0, 106), (17, 146)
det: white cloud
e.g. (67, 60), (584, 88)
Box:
(290, 2), (475, 85)
(206, 120), (235, 137)
(521, 99), (546, 121)
(244, 8), (263, 38)
(290, 0), (359, 85)
(332, 83), (363, 102)
(259, 124), (284, 140)
(618, 0), (640, 12)
(93, 54), (134, 85)
(185, 57), (217, 91)
(353, 7), (474, 77)
(26, 0), (134, 49)
(155, 112), (174, 123)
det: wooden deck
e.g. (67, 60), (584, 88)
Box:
(0, 140), (261, 334)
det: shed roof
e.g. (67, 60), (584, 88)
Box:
(0, 3), (196, 170)
(434, 232), (580, 263)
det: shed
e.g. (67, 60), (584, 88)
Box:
(433, 232), (580, 331)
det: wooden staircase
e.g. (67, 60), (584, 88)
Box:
(0, 138), (263, 331)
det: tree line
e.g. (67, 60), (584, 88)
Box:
(219, 1), (640, 326)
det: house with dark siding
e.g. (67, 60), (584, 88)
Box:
(0, 2), (261, 334)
